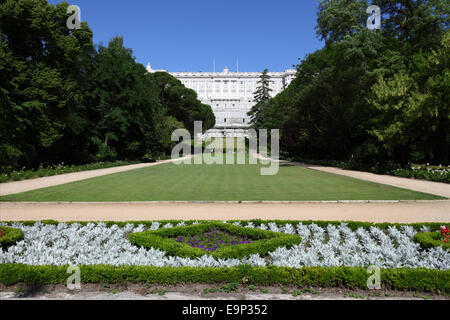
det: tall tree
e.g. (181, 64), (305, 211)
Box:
(247, 69), (272, 127)
(254, 0), (449, 166)
(86, 36), (163, 160)
(152, 71), (215, 133)
(0, 0), (95, 170)
(315, 0), (368, 44)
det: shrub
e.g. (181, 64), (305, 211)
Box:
(291, 157), (450, 184)
(1, 219), (447, 233)
(0, 264), (448, 293)
(414, 231), (450, 251)
(0, 160), (141, 183)
(391, 167), (450, 184)
(0, 227), (24, 249)
(129, 222), (302, 259)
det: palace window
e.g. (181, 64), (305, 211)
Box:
(223, 81), (229, 93)
(215, 80), (220, 92)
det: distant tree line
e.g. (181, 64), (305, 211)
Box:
(250, 0), (449, 168)
(0, 0), (215, 172)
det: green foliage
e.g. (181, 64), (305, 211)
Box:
(0, 227), (24, 249)
(0, 160), (140, 183)
(0, 0), (96, 170)
(2, 219), (447, 233)
(251, 0), (449, 167)
(291, 157), (450, 183)
(147, 288), (167, 296)
(220, 282), (240, 293)
(316, 0), (368, 44)
(152, 72), (215, 134)
(247, 69), (272, 127)
(128, 222), (301, 259)
(0, 0), (214, 172)
(390, 166), (450, 183)
(414, 231), (450, 250)
(0, 264), (448, 293)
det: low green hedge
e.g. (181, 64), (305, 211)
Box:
(0, 227), (24, 249)
(414, 231), (450, 251)
(2, 219), (448, 232)
(0, 264), (448, 293)
(0, 160), (141, 183)
(128, 222), (301, 259)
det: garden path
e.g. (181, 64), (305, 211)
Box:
(0, 157), (192, 196)
(1, 201), (449, 223)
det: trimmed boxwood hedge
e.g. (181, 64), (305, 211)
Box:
(0, 264), (448, 293)
(128, 222), (302, 259)
(414, 231), (450, 251)
(1, 220), (449, 292)
(2, 219), (448, 232)
(0, 227), (24, 249)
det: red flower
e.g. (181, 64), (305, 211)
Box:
(441, 226), (449, 243)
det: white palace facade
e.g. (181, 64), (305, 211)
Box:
(146, 63), (296, 137)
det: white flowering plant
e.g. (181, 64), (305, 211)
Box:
(0, 221), (448, 270)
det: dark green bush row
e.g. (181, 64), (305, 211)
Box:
(128, 222), (301, 259)
(0, 227), (24, 249)
(2, 219), (448, 232)
(290, 157), (450, 184)
(0, 264), (448, 293)
(414, 231), (450, 251)
(391, 168), (450, 184)
(291, 157), (401, 175)
(0, 160), (141, 183)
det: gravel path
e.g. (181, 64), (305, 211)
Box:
(0, 157), (191, 196)
(0, 156), (449, 223)
(291, 161), (450, 198)
(1, 201), (449, 223)
(253, 153), (450, 199)
(1, 156), (448, 198)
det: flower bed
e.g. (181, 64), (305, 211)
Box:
(174, 228), (253, 251)
(0, 227), (24, 250)
(0, 160), (141, 183)
(414, 226), (450, 251)
(1, 220), (449, 292)
(1, 220), (449, 269)
(290, 157), (450, 184)
(128, 222), (301, 259)
(391, 166), (450, 184)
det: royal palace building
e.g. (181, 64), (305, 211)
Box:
(147, 63), (296, 137)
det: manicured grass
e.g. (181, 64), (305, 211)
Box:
(0, 156), (442, 201)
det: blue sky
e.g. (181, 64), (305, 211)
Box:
(50, 0), (324, 72)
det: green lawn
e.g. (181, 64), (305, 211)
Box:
(0, 157), (442, 202)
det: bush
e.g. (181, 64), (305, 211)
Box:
(391, 167), (450, 184)
(0, 160), (141, 183)
(414, 231), (450, 251)
(292, 157), (450, 184)
(0, 264), (448, 293)
(128, 222), (302, 259)
(1, 219), (447, 233)
(0, 227), (24, 249)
